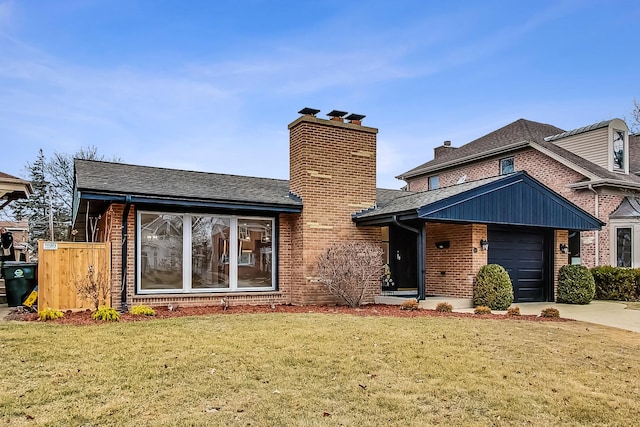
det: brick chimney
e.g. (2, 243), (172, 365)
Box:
(434, 140), (457, 159)
(288, 109), (379, 305)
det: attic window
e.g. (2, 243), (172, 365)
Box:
(613, 129), (625, 171)
(500, 157), (514, 175)
(428, 175), (439, 190)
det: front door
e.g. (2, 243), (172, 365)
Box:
(389, 225), (418, 293)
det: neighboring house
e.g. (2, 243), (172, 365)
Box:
(0, 221), (30, 261)
(0, 172), (32, 262)
(397, 117), (640, 277)
(0, 171), (32, 211)
(73, 110), (603, 309)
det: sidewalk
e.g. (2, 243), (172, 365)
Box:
(456, 300), (640, 333)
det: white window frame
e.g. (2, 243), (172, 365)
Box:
(137, 211), (276, 294)
(428, 175), (439, 190)
(611, 128), (628, 174)
(609, 219), (640, 268)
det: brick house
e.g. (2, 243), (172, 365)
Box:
(72, 110), (603, 309)
(397, 117), (639, 299)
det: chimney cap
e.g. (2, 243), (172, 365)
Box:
(444, 140), (451, 147)
(345, 113), (366, 122)
(327, 110), (348, 118)
(298, 107), (321, 116)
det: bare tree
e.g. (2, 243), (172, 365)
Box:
(317, 241), (384, 307)
(631, 99), (640, 134)
(75, 265), (111, 310)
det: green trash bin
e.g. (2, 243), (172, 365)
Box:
(1, 262), (38, 307)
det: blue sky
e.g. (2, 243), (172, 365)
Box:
(1, 0), (638, 189)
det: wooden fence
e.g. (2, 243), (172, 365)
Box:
(37, 241), (112, 311)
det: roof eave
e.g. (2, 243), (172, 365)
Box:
(353, 210), (419, 226)
(397, 140), (530, 180)
(568, 179), (640, 191)
(75, 191), (303, 214)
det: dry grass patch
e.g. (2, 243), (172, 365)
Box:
(1, 314), (639, 426)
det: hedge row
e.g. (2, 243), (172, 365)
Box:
(590, 266), (640, 301)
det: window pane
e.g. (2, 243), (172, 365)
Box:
(617, 228), (632, 267)
(140, 213), (183, 290)
(237, 219), (273, 288)
(428, 176), (439, 190)
(501, 158), (514, 175)
(613, 130), (625, 170)
(192, 216), (230, 289)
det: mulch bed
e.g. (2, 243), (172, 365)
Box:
(3, 304), (571, 325)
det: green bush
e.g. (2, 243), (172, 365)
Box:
(38, 307), (64, 321)
(130, 305), (156, 316)
(92, 306), (120, 322)
(590, 266), (638, 301)
(473, 264), (513, 310)
(474, 306), (492, 315)
(557, 265), (595, 304)
(435, 302), (453, 313)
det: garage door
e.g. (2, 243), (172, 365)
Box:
(488, 229), (547, 302)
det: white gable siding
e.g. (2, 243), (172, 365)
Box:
(552, 127), (609, 170)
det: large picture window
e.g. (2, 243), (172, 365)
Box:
(140, 213), (184, 291)
(138, 211), (276, 293)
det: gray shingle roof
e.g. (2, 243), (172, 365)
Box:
(397, 118), (640, 187)
(398, 119), (565, 179)
(75, 160), (410, 210)
(356, 175), (505, 219)
(75, 159), (301, 208)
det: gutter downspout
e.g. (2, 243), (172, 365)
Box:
(121, 195), (132, 312)
(392, 215), (426, 301)
(587, 184), (599, 266)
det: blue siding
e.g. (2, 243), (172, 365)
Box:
(418, 173), (603, 231)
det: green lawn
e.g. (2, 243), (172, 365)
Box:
(1, 313), (639, 426)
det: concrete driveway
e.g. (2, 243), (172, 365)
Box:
(457, 300), (640, 333)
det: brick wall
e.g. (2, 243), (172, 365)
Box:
(407, 148), (624, 268)
(102, 203), (294, 310)
(288, 114), (381, 305)
(425, 222), (487, 298)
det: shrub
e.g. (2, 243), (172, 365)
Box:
(38, 307), (64, 321)
(506, 306), (521, 316)
(75, 265), (111, 310)
(401, 299), (419, 311)
(540, 307), (560, 318)
(130, 305), (156, 316)
(590, 266), (637, 301)
(317, 242), (384, 308)
(92, 306), (120, 322)
(557, 265), (595, 304)
(474, 305), (492, 315)
(473, 264), (513, 310)
(435, 302), (453, 313)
